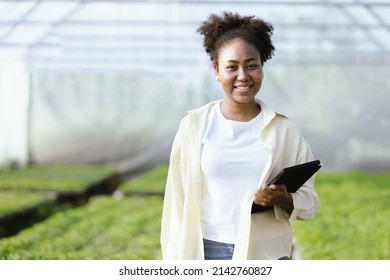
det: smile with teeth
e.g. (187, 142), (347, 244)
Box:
(234, 85), (252, 91)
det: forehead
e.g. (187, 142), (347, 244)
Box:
(218, 38), (261, 62)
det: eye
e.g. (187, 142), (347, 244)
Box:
(226, 65), (238, 71)
(248, 64), (259, 70)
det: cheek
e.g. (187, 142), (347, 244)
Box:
(220, 73), (235, 85)
(219, 70), (233, 79)
(254, 72), (264, 83)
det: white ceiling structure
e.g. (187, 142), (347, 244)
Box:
(0, 0), (389, 72)
(1, 0), (389, 171)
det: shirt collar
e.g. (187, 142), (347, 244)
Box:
(188, 98), (285, 132)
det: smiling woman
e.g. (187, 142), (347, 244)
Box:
(160, 11), (320, 260)
(214, 38), (263, 121)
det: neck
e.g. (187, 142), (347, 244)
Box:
(220, 99), (261, 122)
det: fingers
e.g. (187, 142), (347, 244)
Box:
(254, 189), (274, 206)
(260, 184), (285, 191)
(254, 184), (287, 206)
(268, 184), (277, 190)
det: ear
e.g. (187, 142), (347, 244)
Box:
(213, 64), (220, 82)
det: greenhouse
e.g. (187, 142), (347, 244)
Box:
(0, 0), (389, 172)
(0, 0), (390, 266)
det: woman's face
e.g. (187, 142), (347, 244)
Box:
(214, 38), (263, 105)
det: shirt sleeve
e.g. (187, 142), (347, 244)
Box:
(274, 137), (321, 222)
(160, 126), (185, 259)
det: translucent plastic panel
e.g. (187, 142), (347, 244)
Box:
(25, 1), (78, 21)
(274, 24), (368, 40)
(370, 27), (390, 51)
(53, 23), (195, 38)
(344, 5), (381, 25)
(1, 0), (388, 68)
(53, 37), (199, 49)
(70, 2), (174, 21)
(0, 1), (35, 21)
(372, 6), (390, 24)
(2, 24), (51, 44)
(28, 70), (207, 165)
(68, 1), (354, 25)
(0, 26), (10, 38)
(32, 50), (199, 62)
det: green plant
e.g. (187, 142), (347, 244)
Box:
(2, 165), (388, 260)
(0, 196), (163, 260)
(0, 190), (53, 218)
(0, 164), (116, 192)
(119, 165), (168, 193)
(293, 172), (390, 259)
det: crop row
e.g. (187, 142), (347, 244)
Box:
(119, 164), (168, 193)
(0, 195), (163, 260)
(293, 172), (390, 259)
(0, 164), (167, 259)
(0, 190), (54, 217)
(0, 163), (166, 238)
(1, 163), (389, 260)
(0, 164), (116, 192)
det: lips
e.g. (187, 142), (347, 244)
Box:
(234, 84), (252, 91)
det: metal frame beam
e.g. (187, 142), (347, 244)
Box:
(0, 0), (389, 66)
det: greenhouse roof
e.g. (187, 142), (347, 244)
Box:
(1, 0), (389, 70)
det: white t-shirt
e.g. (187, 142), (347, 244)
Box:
(201, 101), (269, 244)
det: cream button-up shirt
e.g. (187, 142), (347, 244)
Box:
(160, 99), (320, 260)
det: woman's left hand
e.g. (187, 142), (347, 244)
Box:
(253, 184), (294, 214)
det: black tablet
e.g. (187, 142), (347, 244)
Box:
(268, 160), (321, 193)
(251, 160), (321, 214)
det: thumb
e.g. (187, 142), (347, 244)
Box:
(268, 184), (277, 190)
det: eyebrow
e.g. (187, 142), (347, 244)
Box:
(227, 58), (259, 63)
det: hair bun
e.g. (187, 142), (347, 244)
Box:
(197, 11), (275, 65)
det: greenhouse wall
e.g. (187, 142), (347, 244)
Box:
(0, 54), (29, 168)
(23, 62), (390, 172)
(0, 0), (389, 173)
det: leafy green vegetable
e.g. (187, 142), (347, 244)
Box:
(293, 172), (390, 259)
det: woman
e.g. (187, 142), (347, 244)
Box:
(160, 11), (320, 260)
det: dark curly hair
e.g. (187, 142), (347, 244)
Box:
(197, 11), (275, 65)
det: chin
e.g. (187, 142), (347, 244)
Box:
(232, 94), (256, 104)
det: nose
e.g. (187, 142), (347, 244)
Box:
(237, 67), (249, 81)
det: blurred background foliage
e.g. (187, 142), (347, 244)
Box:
(1, 165), (389, 260)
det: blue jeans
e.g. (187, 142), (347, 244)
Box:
(203, 239), (291, 260)
(203, 239), (235, 260)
